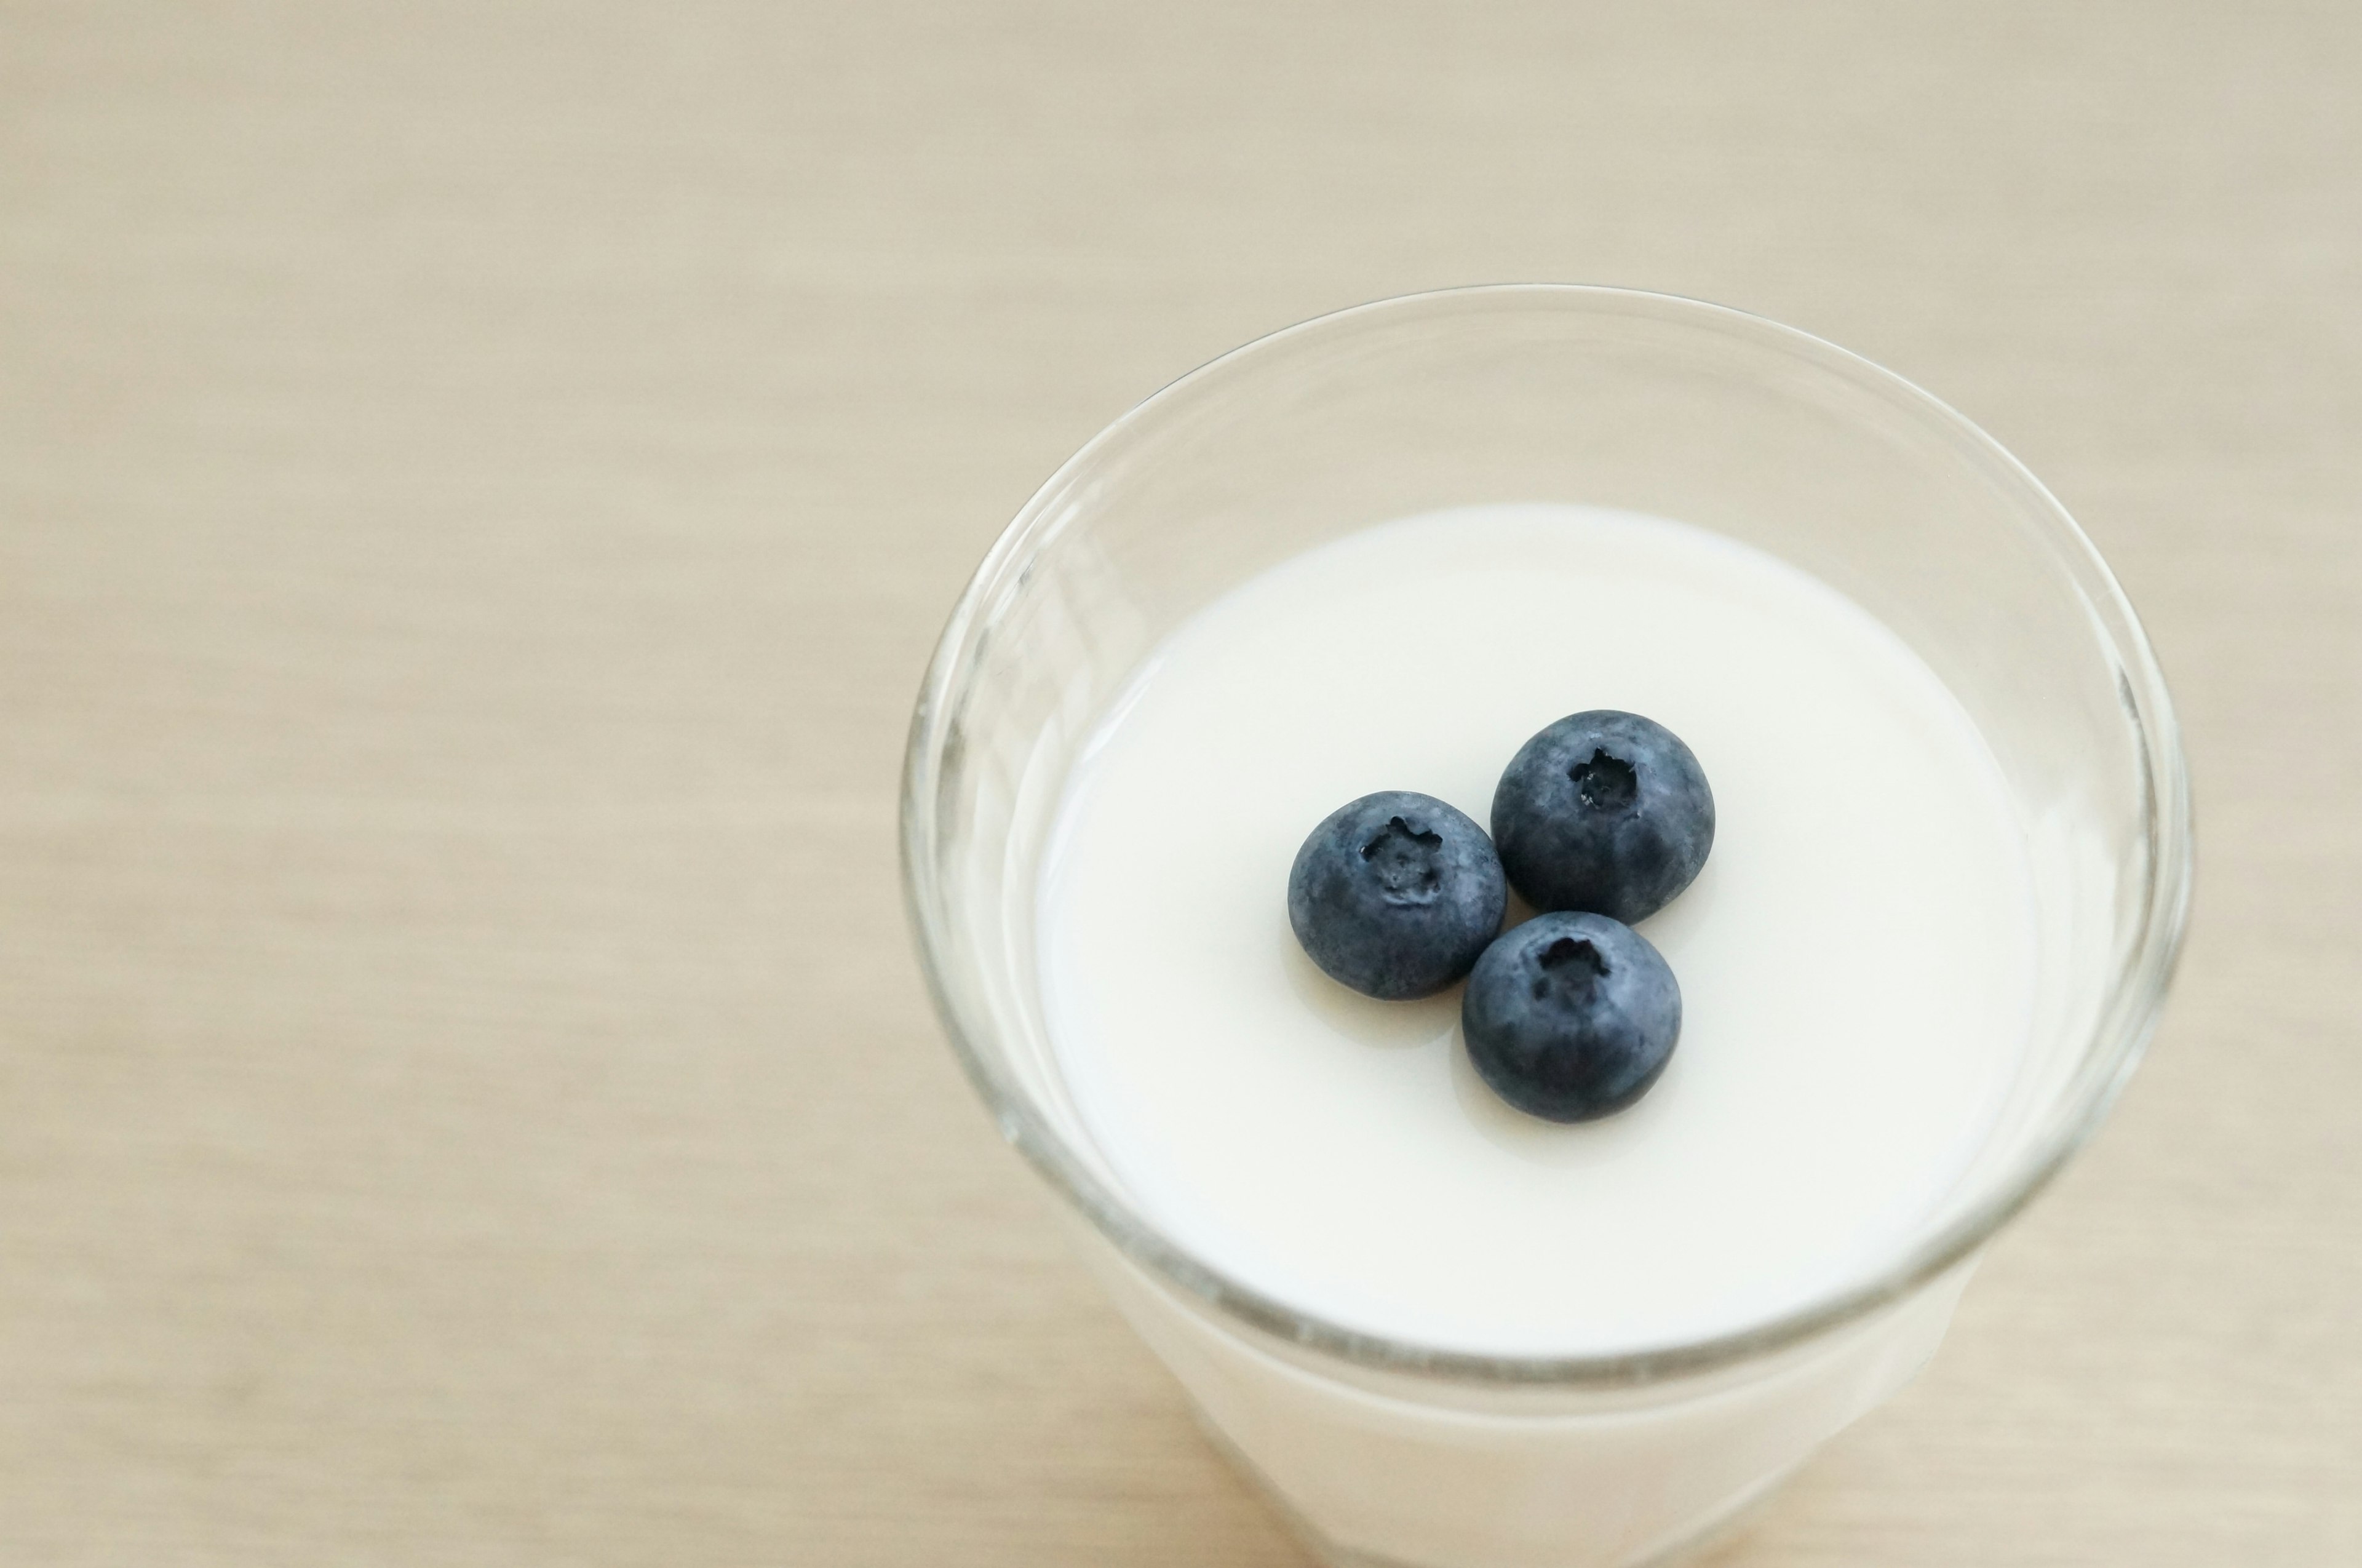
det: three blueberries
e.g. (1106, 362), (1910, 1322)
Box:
(1286, 710), (1712, 1123)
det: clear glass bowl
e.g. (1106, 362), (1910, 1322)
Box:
(899, 284), (2190, 1566)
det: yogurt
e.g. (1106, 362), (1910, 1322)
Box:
(1038, 503), (2036, 1359)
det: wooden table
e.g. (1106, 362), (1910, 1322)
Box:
(2, 4), (2353, 1562)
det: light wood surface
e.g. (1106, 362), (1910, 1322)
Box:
(2, 4), (2355, 1564)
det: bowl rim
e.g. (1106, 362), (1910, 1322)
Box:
(899, 282), (2193, 1387)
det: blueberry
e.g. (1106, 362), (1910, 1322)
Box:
(1461, 911), (1680, 1122)
(1490, 710), (1714, 923)
(1287, 792), (1506, 1000)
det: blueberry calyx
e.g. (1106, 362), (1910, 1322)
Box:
(1568, 749), (1636, 812)
(1533, 933), (1607, 995)
(1362, 816), (1445, 899)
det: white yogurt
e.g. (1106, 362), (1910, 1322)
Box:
(1039, 504), (2035, 1359)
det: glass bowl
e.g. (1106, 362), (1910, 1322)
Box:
(900, 285), (2190, 1568)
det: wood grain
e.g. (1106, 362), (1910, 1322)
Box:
(0, 2), (2353, 1563)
